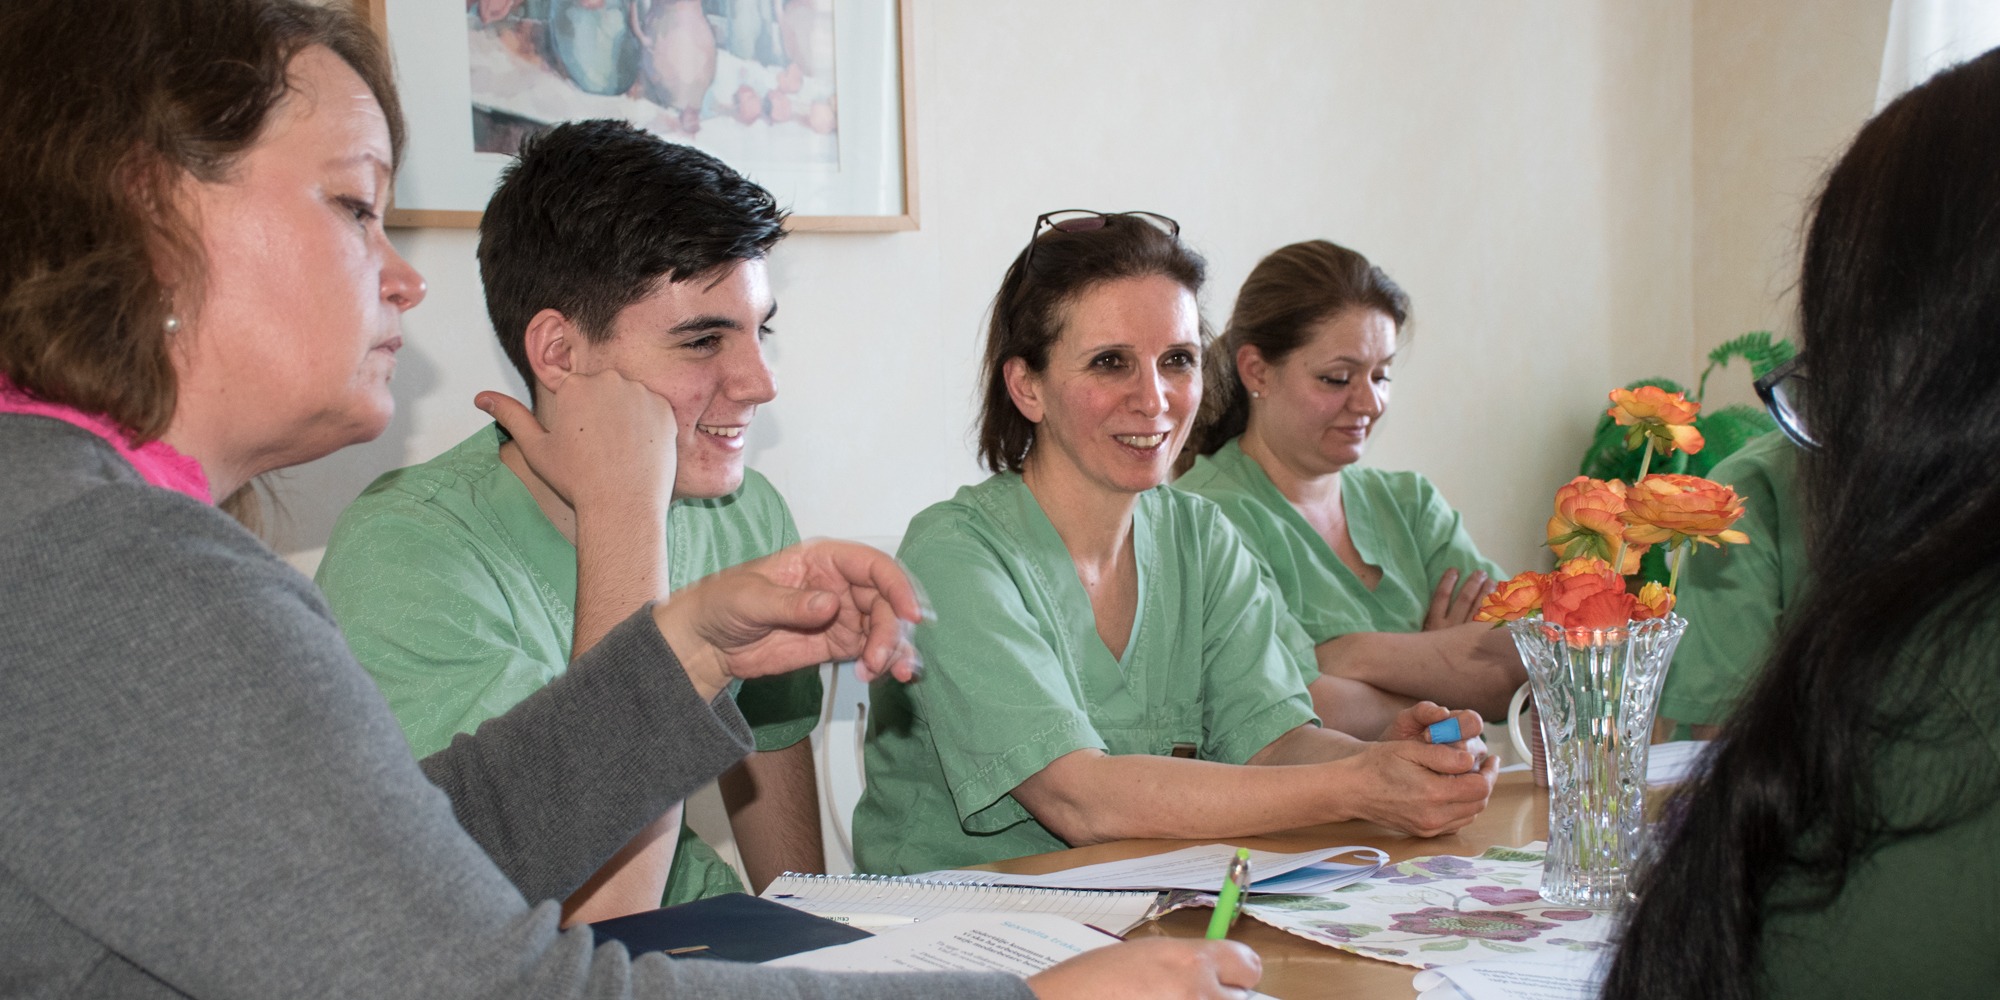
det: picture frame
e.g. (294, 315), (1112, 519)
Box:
(361, 0), (918, 232)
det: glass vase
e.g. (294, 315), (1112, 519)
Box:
(1505, 614), (1686, 909)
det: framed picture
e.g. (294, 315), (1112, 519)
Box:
(363, 0), (917, 232)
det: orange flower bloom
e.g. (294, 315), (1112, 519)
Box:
(1608, 386), (1705, 455)
(1543, 557), (1637, 630)
(1622, 473), (1750, 549)
(1545, 476), (1647, 574)
(1476, 571), (1549, 623)
(1633, 580), (1676, 621)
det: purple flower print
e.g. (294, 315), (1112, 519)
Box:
(1386, 856), (1490, 885)
(1388, 907), (1561, 943)
(1465, 885), (1542, 906)
(1304, 922), (1374, 942)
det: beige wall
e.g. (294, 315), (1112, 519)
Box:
(1689, 0), (1886, 413)
(275, 2), (1884, 578)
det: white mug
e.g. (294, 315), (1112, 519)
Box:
(1506, 681), (1550, 787)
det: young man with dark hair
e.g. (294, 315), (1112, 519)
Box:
(317, 119), (822, 923)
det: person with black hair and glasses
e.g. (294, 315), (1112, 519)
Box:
(316, 120), (822, 923)
(854, 212), (1496, 876)
(1604, 48), (2000, 1000)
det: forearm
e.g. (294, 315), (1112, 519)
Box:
(560, 806), (683, 925)
(1307, 675), (1416, 738)
(1010, 748), (1375, 846)
(1315, 625), (1524, 719)
(721, 738), (826, 891)
(572, 503), (670, 658)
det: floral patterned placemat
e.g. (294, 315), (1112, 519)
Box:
(1238, 844), (1618, 969)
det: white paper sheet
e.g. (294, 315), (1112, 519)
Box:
(1411, 951), (1607, 999)
(919, 843), (1385, 892)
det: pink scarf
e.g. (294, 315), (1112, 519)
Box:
(0, 377), (212, 503)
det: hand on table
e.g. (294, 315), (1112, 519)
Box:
(475, 367), (678, 514)
(1336, 736), (1498, 838)
(652, 539), (927, 699)
(1424, 568), (1495, 630)
(1027, 938), (1262, 1000)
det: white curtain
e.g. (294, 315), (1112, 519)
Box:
(1877, 0), (2000, 109)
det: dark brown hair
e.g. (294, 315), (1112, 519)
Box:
(977, 216), (1208, 473)
(478, 119), (786, 404)
(1188, 239), (1409, 456)
(0, 0), (404, 444)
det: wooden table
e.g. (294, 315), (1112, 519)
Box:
(983, 771), (1550, 1000)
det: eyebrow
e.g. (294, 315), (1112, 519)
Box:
(326, 152), (392, 176)
(670, 302), (779, 336)
(1325, 353), (1397, 366)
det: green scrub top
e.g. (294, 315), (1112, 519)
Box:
(1658, 432), (1807, 729)
(1175, 438), (1505, 643)
(315, 424), (821, 904)
(853, 473), (1320, 875)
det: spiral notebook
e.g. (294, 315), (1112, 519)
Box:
(759, 872), (1160, 933)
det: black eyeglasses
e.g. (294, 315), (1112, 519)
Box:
(1024, 210), (1180, 266)
(1753, 353), (1815, 449)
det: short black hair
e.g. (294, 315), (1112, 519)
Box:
(477, 119), (787, 399)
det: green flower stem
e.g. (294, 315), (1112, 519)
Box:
(1668, 542), (1687, 594)
(1612, 441), (1656, 575)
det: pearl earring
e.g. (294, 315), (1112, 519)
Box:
(163, 314), (181, 333)
(1249, 390), (1261, 399)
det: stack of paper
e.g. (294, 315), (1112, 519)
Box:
(921, 843), (1388, 894)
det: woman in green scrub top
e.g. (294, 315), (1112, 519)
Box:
(1179, 241), (1525, 737)
(1605, 48), (2000, 1000)
(853, 212), (1498, 876)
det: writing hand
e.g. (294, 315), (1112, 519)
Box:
(1027, 938), (1262, 1000)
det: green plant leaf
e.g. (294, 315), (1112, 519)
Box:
(1697, 331), (1795, 401)
(1420, 938), (1471, 952)
(1479, 847), (1544, 863)
(1479, 941), (1536, 954)
(1686, 405), (1778, 477)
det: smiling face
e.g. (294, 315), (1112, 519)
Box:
(1007, 274), (1203, 501)
(171, 45), (425, 486)
(1242, 306), (1397, 477)
(571, 257), (778, 500)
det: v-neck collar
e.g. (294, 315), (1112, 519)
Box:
(1223, 439), (1384, 592)
(993, 473), (1153, 674)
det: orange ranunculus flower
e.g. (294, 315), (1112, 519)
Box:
(1545, 476), (1647, 574)
(1633, 580), (1676, 621)
(1621, 473), (1750, 549)
(1608, 386), (1706, 455)
(1476, 571), (1548, 623)
(1542, 557), (1637, 630)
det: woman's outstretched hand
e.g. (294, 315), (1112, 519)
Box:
(651, 539), (927, 699)
(1027, 938), (1263, 1000)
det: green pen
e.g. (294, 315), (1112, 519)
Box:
(1204, 847), (1253, 939)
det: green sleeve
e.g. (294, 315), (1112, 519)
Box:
(1195, 508), (1322, 763)
(1659, 449), (1790, 726)
(1411, 473), (1507, 584)
(729, 496), (821, 752)
(316, 505), (566, 759)
(899, 522), (1107, 835)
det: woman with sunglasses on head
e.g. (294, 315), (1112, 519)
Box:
(854, 213), (1496, 876)
(1178, 241), (1525, 737)
(0, 2), (1257, 996)
(1604, 49), (2000, 1000)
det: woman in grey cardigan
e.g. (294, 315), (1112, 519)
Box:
(0, 1), (1257, 997)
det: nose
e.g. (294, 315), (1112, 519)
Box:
(729, 336), (778, 405)
(1352, 378), (1386, 418)
(1130, 368), (1168, 417)
(381, 241), (427, 313)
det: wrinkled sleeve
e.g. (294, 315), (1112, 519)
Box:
(0, 485), (1029, 1000)
(899, 521), (1108, 834)
(1413, 473), (1507, 584)
(1195, 507), (1322, 762)
(317, 501), (566, 758)
(1659, 454), (1786, 725)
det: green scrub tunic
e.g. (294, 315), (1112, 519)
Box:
(315, 424), (821, 904)
(1175, 438), (1504, 643)
(853, 473), (1319, 875)
(1658, 432), (1807, 729)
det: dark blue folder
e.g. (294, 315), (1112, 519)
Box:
(589, 892), (873, 963)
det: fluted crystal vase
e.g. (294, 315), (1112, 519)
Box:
(1506, 614), (1686, 909)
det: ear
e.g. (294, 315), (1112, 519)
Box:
(1235, 343), (1271, 395)
(1003, 356), (1046, 425)
(521, 308), (585, 400)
